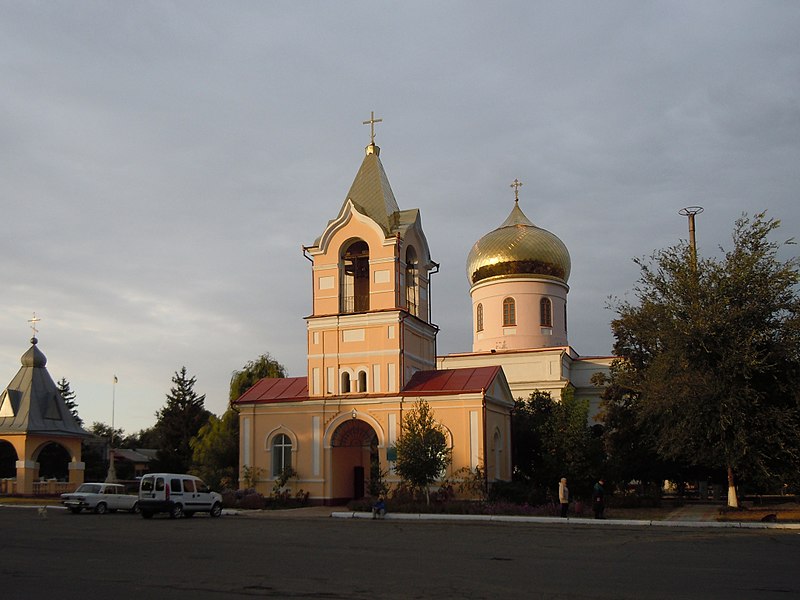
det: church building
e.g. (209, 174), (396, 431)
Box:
(438, 180), (613, 412)
(0, 333), (90, 495)
(235, 118), (611, 504)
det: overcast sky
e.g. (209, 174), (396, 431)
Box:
(2, 2), (798, 434)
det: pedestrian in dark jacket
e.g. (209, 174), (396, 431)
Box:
(592, 479), (605, 519)
(372, 496), (386, 519)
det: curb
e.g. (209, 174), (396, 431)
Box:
(1, 504), (66, 510)
(330, 511), (800, 530)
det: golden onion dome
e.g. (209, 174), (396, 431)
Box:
(466, 200), (571, 286)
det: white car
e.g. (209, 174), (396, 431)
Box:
(61, 483), (140, 514)
(138, 473), (223, 519)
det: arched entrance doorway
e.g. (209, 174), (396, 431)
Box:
(0, 440), (17, 478)
(35, 442), (71, 481)
(330, 419), (378, 501)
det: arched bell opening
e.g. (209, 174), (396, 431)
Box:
(405, 246), (419, 316)
(340, 240), (370, 313)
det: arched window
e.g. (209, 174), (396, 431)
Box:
(357, 370), (368, 393)
(502, 297), (516, 326)
(341, 240), (370, 313)
(341, 372), (351, 393)
(405, 247), (418, 316)
(476, 303), (484, 332)
(272, 434), (292, 476)
(540, 297), (553, 327)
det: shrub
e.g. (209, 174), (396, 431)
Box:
(489, 480), (549, 506)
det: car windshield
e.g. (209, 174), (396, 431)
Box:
(76, 484), (102, 494)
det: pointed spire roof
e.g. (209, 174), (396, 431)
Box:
(340, 143), (401, 236)
(312, 141), (424, 251)
(0, 338), (89, 437)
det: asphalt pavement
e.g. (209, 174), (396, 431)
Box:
(2, 503), (799, 600)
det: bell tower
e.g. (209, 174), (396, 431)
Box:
(303, 117), (438, 398)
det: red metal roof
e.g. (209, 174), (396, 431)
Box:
(235, 377), (309, 404)
(234, 366), (503, 405)
(401, 366), (502, 396)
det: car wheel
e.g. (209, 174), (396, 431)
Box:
(210, 502), (222, 518)
(69, 507), (81, 514)
(141, 510), (153, 519)
(130, 502), (140, 514)
(95, 502), (108, 515)
(169, 503), (184, 519)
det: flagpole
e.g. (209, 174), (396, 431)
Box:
(105, 375), (118, 483)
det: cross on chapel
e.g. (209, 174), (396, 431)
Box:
(28, 312), (41, 338)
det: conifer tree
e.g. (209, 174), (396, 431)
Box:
(153, 367), (211, 473)
(56, 377), (82, 426)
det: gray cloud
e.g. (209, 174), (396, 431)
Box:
(2, 1), (798, 432)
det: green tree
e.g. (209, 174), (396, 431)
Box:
(153, 367), (211, 473)
(56, 377), (82, 426)
(89, 421), (125, 447)
(593, 364), (678, 495)
(224, 354), (286, 489)
(611, 212), (800, 506)
(122, 427), (159, 449)
(81, 422), (125, 481)
(512, 389), (604, 499)
(191, 409), (239, 490)
(393, 399), (452, 504)
(229, 353), (286, 403)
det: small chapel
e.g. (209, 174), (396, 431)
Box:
(0, 330), (90, 495)
(235, 118), (611, 504)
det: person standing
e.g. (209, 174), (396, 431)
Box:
(558, 477), (569, 518)
(372, 495), (386, 519)
(592, 479), (605, 519)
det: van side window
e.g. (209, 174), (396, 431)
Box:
(182, 479), (196, 493)
(196, 480), (209, 493)
(141, 478), (154, 492)
(155, 478), (165, 491)
(170, 478), (182, 492)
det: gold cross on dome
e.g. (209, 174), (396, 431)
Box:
(510, 178), (523, 202)
(362, 111), (383, 144)
(28, 312), (41, 337)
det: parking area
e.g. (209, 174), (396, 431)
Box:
(2, 504), (799, 599)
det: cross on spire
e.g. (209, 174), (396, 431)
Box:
(362, 111), (383, 144)
(510, 178), (523, 202)
(28, 312), (41, 338)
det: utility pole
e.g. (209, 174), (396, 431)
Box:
(679, 206), (704, 270)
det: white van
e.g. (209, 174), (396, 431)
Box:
(138, 473), (223, 519)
